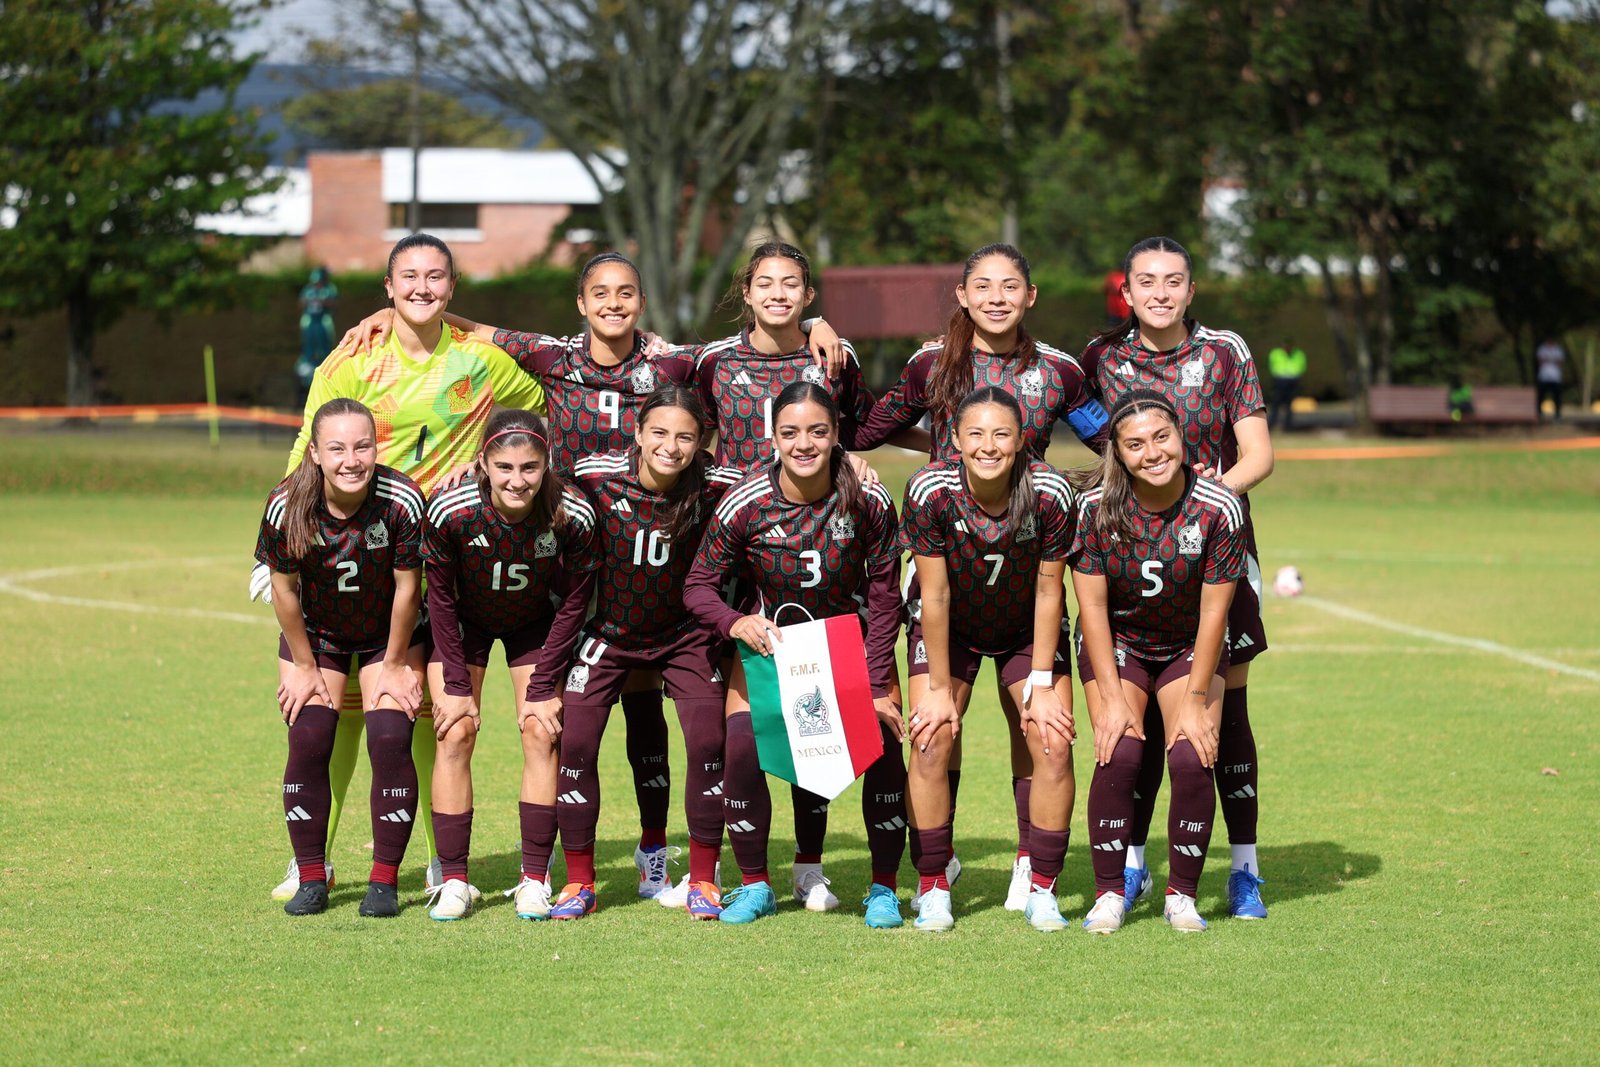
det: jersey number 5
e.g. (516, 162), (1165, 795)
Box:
(1139, 560), (1165, 598)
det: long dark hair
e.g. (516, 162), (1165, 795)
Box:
(386, 232), (456, 280)
(1089, 235), (1194, 351)
(928, 243), (1039, 420)
(474, 408), (568, 534)
(577, 251), (643, 295)
(954, 387), (1036, 531)
(284, 398), (376, 560)
(721, 239), (812, 327)
(632, 384), (711, 542)
(1087, 389), (1184, 544)
(771, 381), (863, 519)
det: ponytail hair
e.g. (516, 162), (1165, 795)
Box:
(475, 408), (568, 535)
(1088, 235), (1194, 351)
(632, 384), (712, 542)
(1088, 389), (1183, 544)
(953, 386), (1035, 531)
(283, 398), (376, 560)
(771, 381), (863, 520)
(720, 239), (812, 326)
(928, 243), (1039, 420)
(577, 251), (643, 295)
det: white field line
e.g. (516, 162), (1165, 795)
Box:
(0, 556), (274, 626)
(1297, 596), (1600, 683)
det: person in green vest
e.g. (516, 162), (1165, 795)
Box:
(1267, 339), (1307, 431)
(296, 267), (339, 407)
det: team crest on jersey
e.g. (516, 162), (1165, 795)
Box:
(534, 530), (559, 558)
(1180, 360), (1206, 387)
(827, 514), (855, 542)
(801, 364), (828, 386)
(630, 362), (657, 394)
(913, 640), (927, 665)
(1016, 368), (1045, 398)
(793, 687), (831, 737)
(1178, 523), (1204, 558)
(1016, 514), (1037, 543)
(565, 664), (589, 694)
(447, 375), (473, 413)
(364, 521), (389, 549)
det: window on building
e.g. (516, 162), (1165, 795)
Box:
(387, 203), (480, 230)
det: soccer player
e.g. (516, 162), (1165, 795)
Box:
(255, 399), (427, 917)
(854, 242), (1109, 910)
(1079, 236), (1274, 920)
(683, 382), (908, 928)
(1071, 390), (1245, 934)
(537, 386), (742, 920)
(253, 233), (547, 903)
(900, 388), (1077, 932)
(422, 409), (599, 921)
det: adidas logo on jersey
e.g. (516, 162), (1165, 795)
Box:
(313, 533), (326, 547)
(953, 520), (969, 533)
(468, 533), (491, 549)
(379, 810), (412, 824)
(612, 498), (632, 515)
(732, 370), (754, 387)
(1117, 361), (1135, 379)
(763, 524), (789, 541)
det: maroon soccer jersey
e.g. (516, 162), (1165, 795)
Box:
(683, 467), (902, 696)
(492, 328), (698, 472)
(854, 341), (1108, 462)
(1080, 322), (1264, 518)
(1068, 471), (1246, 660)
(899, 460), (1076, 655)
(678, 330), (874, 468)
(422, 479), (599, 695)
(569, 449), (742, 651)
(255, 465), (425, 654)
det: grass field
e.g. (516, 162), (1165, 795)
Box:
(2, 427), (1597, 1064)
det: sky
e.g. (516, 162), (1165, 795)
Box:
(233, 0), (346, 63)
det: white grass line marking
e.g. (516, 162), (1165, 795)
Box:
(0, 556), (274, 626)
(1272, 644), (1470, 655)
(1298, 596), (1600, 683)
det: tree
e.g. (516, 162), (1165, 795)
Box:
(281, 79), (522, 151)
(439, 0), (827, 337)
(0, 0), (279, 405)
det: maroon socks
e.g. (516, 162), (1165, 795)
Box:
(283, 705), (338, 882)
(364, 709), (417, 879)
(432, 809), (473, 882)
(621, 689), (671, 839)
(1166, 740), (1216, 897)
(1216, 687), (1258, 847)
(520, 801), (557, 881)
(722, 713), (772, 882)
(1087, 735), (1142, 895)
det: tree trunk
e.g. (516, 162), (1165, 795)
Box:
(1317, 259), (1368, 427)
(67, 278), (97, 406)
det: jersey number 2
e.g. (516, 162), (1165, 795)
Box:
(336, 560), (360, 593)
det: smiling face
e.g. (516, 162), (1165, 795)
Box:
(957, 400), (1022, 488)
(955, 253), (1037, 342)
(1124, 250), (1195, 338)
(481, 441), (546, 517)
(384, 246), (456, 330)
(577, 261), (644, 345)
(743, 255), (813, 333)
(636, 404), (702, 484)
(1114, 408), (1185, 492)
(773, 398), (836, 482)
(309, 412), (377, 499)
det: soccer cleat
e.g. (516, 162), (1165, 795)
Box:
(1164, 891), (1209, 932)
(358, 882), (399, 918)
(686, 882), (724, 920)
(1227, 869), (1268, 920)
(272, 858), (334, 902)
(661, 863), (722, 909)
(793, 863), (840, 912)
(424, 857), (481, 903)
(283, 880), (329, 916)
(1023, 886), (1069, 932)
(718, 881), (777, 925)
(862, 883), (904, 929)
(909, 855), (963, 913)
(426, 879), (474, 921)
(1082, 891), (1127, 934)
(506, 876), (554, 920)
(1123, 865), (1153, 911)
(1003, 856), (1033, 912)
(913, 888), (954, 932)
(549, 883), (598, 920)
(635, 844), (680, 899)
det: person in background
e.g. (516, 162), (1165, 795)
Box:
(297, 267), (339, 406)
(1535, 336), (1569, 420)
(1267, 339), (1307, 432)
(1103, 268), (1130, 327)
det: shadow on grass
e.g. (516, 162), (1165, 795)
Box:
(1253, 839), (1382, 903)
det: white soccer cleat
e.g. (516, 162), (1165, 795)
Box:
(249, 561), (274, 604)
(1082, 891), (1127, 935)
(425, 857), (482, 902)
(506, 875), (554, 920)
(657, 873), (692, 909)
(909, 855), (962, 913)
(793, 863), (840, 912)
(427, 879), (474, 921)
(271, 858), (334, 902)
(1164, 891), (1209, 932)
(1023, 885), (1070, 932)
(1003, 856), (1033, 912)
(635, 844), (680, 899)
(913, 888), (954, 932)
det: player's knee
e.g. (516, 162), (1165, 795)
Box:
(363, 709), (413, 758)
(439, 718), (478, 755)
(1167, 739), (1210, 783)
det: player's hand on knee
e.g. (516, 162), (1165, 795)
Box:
(1171, 701), (1219, 767)
(521, 697), (563, 740)
(1093, 694), (1140, 767)
(433, 694), (476, 739)
(908, 689), (956, 751)
(249, 562), (274, 604)
(279, 664), (332, 725)
(370, 661), (422, 717)
(1022, 685), (1073, 755)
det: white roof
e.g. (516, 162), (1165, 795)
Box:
(198, 166), (311, 236)
(380, 148), (611, 205)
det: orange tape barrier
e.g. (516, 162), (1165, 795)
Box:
(1279, 436), (1600, 461)
(0, 403), (301, 428)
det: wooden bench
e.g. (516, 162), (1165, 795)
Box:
(1368, 384), (1538, 429)
(1466, 386), (1538, 424)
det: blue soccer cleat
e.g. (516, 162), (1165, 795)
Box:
(1123, 865), (1153, 910)
(718, 881), (777, 924)
(548, 883), (597, 920)
(1227, 869), (1268, 920)
(686, 882), (723, 921)
(862, 883), (904, 929)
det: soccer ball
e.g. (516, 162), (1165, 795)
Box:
(1273, 566), (1304, 598)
